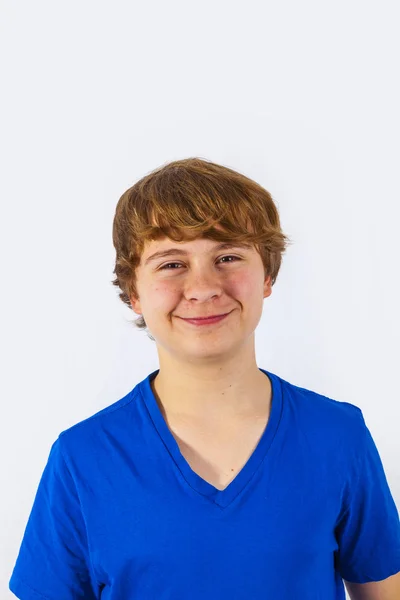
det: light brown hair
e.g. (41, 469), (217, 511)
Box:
(112, 157), (292, 339)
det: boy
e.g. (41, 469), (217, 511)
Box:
(9, 157), (400, 599)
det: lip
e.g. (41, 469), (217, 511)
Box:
(178, 311), (232, 326)
(182, 312), (230, 320)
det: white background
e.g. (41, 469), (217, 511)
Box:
(1, 1), (399, 598)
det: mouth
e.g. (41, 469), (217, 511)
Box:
(181, 312), (230, 320)
(178, 311), (232, 326)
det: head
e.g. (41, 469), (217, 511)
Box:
(111, 157), (291, 360)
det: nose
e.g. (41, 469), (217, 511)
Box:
(183, 268), (225, 302)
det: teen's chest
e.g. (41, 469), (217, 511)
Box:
(80, 437), (341, 595)
(165, 413), (270, 490)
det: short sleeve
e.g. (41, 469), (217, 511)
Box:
(334, 409), (400, 584)
(9, 437), (100, 599)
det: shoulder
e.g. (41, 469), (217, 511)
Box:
(274, 370), (363, 418)
(56, 384), (141, 463)
(270, 370), (366, 448)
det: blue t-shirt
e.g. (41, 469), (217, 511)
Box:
(9, 368), (400, 599)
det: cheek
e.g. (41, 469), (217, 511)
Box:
(230, 273), (260, 297)
(148, 283), (180, 308)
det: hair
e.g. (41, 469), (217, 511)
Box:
(111, 157), (292, 340)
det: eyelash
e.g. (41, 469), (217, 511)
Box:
(159, 255), (242, 270)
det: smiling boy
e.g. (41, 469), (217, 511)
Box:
(9, 157), (400, 599)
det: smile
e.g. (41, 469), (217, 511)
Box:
(178, 312), (231, 326)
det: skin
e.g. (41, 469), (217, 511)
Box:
(129, 233), (273, 424)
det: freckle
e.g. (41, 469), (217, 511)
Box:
(231, 468), (234, 471)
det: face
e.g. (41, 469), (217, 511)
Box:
(130, 235), (272, 361)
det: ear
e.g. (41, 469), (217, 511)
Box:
(263, 274), (272, 299)
(130, 295), (142, 315)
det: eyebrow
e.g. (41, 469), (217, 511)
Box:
(144, 242), (253, 266)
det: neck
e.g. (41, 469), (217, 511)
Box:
(150, 358), (272, 422)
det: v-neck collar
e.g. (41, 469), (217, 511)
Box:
(139, 367), (283, 509)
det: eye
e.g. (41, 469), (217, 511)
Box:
(159, 255), (241, 270)
(218, 255), (241, 264)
